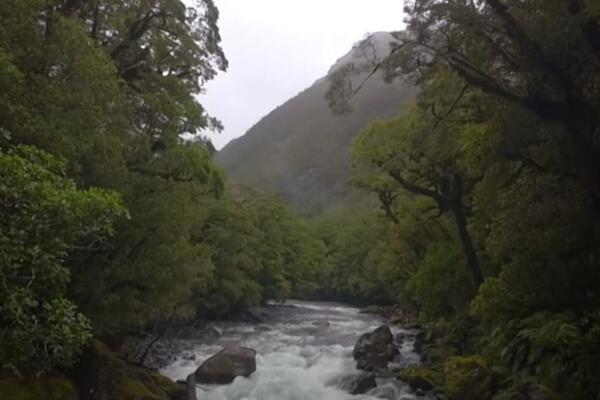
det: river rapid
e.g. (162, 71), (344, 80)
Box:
(160, 301), (431, 400)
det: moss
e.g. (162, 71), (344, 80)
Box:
(152, 372), (187, 399)
(0, 375), (78, 400)
(72, 340), (186, 400)
(117, 377), (162, 400)
(397, 366), (443, 391)
(443, 356), (496, 400)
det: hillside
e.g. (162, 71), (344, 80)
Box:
(216, 32), (417, 214)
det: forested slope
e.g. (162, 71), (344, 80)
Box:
(2, 1), (600, 400)
(0, 2), (324, 395)
(216, 32), (417, 214)
(309, 2), (600, 399)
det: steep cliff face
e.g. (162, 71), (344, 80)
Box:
(216, 32), (416, 214)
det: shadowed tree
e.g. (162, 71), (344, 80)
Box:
(352, 107), (484, 287)
(329, 0), (600, 201)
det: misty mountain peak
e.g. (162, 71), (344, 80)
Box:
(327, 31), (398, 75)
(216, 32), (416, 214)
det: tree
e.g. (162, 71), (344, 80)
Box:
(0, 0), (229, 339)
(52, 0), (228, 144)
(0, 145), (125, 374)
(352, 107), (485, 287)
(389, 1), (600, 200)
(69, 143), (225, 336)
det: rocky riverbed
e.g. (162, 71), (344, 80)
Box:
(155, 301), (433, 400)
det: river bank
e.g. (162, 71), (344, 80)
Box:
(1, 300), (566, 400)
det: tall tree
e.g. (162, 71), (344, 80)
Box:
(0, 145), (125, 374)
(392, 0), (600, 200)
(352, 102), (484, 287)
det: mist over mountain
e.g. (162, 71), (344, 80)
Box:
(216, 32), (417, 214)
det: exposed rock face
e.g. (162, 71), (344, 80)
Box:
(194, 346), (256, 384)
(338, 372), (377, 394)
(353, 325), (399, 371)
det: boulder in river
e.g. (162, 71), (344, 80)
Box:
(338, 372), (377, 394)
(312, 320), (330, 328)
(353, 325), (399, 371)
(194, 346), (257, 384)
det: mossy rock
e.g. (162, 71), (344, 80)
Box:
(396, 366), (443, 391)
(0, 375), (78, 400)
(71, 340), (187, 400)
(443, 356), (496, 400)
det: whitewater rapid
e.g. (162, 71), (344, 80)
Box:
(160, 301), (429, 400)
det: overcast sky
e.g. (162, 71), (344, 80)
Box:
(199, 0), (405, 149)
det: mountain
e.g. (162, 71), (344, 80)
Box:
(216, 32), (416, 214)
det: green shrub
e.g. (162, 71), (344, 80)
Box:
(0, 146), (126, 374)
(443, 356), (496, 400)
(407, 242), (475, 319)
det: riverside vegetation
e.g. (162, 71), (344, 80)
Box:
(1, 1), (600, 400)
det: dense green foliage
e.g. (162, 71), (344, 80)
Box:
(0, 145), (125, 373)
(190, 188), (324, 318)
(322, 1), (600, 398)
(2, 0), (600, 398)
(0, 0), (324, 376)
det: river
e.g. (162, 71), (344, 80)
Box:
(160, 301), (431, 400)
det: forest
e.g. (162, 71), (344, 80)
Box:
(1, 1), (599, 400)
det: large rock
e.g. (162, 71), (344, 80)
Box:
(338, 372), (377, 394)
(353, 325), (399, 371)
(194, 346), (256, 384)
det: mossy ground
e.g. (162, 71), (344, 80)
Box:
(0, 341), (186, 400)
(78, 340), (187, 400)
(0, 376), (78, 400)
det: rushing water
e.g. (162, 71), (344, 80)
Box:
(160, 301), (430, 400)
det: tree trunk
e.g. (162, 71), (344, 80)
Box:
(565, 122), (600, 203)
(450, 201), (484, 288)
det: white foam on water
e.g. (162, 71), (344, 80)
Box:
(160, 302), (426, 400)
